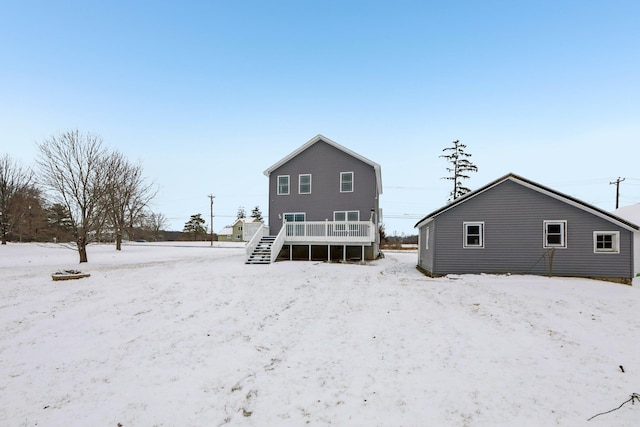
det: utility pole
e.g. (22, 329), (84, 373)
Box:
(609, 177), (625, 209)
(208, 194), (215, 246)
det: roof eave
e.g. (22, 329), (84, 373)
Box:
(264, 134), (383, 194)
(414, 172), (640, 231)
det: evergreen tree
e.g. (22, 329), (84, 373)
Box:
(440, 140), (478, 201)
(250, 205), (263, 222)
(183, 213), (207, 241)
(46, 203), (74, 242)
(237, 206), (246, 219)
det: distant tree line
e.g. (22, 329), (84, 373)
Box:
(182, 205), (264, 241)
(1, 129), (162, 262)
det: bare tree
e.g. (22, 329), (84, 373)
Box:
(146, 211), (167, 241)
(0, 154), (34, 244)
(102, 151), (156, 250)
(440, 139), (478, 201)
(36, 130), (107, 262)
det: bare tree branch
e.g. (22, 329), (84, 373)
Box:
(36, 130), (107, 262)
(588, 393), (640, 421)
(101, 151), (157, 249)
(0, 154), (34, 244)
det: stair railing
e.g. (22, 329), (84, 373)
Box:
(269, 225), (287, 263)
(245, 223), (266, 258)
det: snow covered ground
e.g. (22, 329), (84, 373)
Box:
(1, 242), (639, 426)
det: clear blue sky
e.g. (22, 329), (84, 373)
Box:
(2, 0), (639, 235)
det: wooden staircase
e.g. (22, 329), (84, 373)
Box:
(246, 236), (276, 264)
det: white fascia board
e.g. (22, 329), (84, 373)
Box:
(264, 134), (383, 195)
(511, 178), (639, 232)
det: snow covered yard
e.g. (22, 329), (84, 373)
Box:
(1, 243), (639, 426)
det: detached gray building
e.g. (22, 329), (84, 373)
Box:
(415, 173), (638, 284)
(246, 135), (382, 263)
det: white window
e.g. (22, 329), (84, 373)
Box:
(340, 172), (354, 192)
(284, 212), (306, 236)
(299, 174), (311, 194)
(425, 227), (430, 250)
(277, 175), (290, 195)
(544, 220), (567, 248)
(334, 211), (359, 234)
(284, 212), (306, 222)
(593, 231), (620, 253)
(334, 211), (359, 222)
(463, 222), (484, 248)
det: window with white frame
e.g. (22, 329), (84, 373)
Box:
(334, 211), (360, 222)
(593, 231), (620, 253)
(334, 211), (359, 234)
(299, 174), (311, 194)
(425, 227), (430, 250)
(463, 222), (484, 248)
(284, 213), (306, 236)
(284, 213), (306, 222)
(544, 220), (567, 248)
(277, 175), (290, 195)
(340, 172), (354, 192)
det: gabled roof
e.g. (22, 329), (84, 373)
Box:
(614, 203), (640, 225)
(218, 226), (233, 236)
(232, 217), (259, 226)
(415, 173), (639, 232)
(264, 134), (382, 194)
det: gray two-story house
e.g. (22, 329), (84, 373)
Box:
(415, 173), (638, 284)
(246, 135), (382, 263)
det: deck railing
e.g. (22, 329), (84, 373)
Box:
(245, 223), (267, 257)
(270, 225), (287, 261)
(283, 220), (376, 243)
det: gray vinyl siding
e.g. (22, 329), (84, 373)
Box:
(418, 222), (435, 273)
(421, 180), (634, 279)
(268, 140), (379, 235)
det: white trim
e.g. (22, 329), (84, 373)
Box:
(414, 174), (638, 232)
(284, 212), (306, 222)
(298, 174), (312, 194)
(543, 220), (567, 248)
(334, 211), (360, 234)
(424, 226), (429, 250)
(333, 211), (360, 221)
(416, 217), (434, 230)
(593, 231), (620, 254)
(264, 134), (382, 195)
(340, 171), (354, 193)
(463, 221), (484, 248)
(277, 175), (290, 195)
(282, 220), (375, 243)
